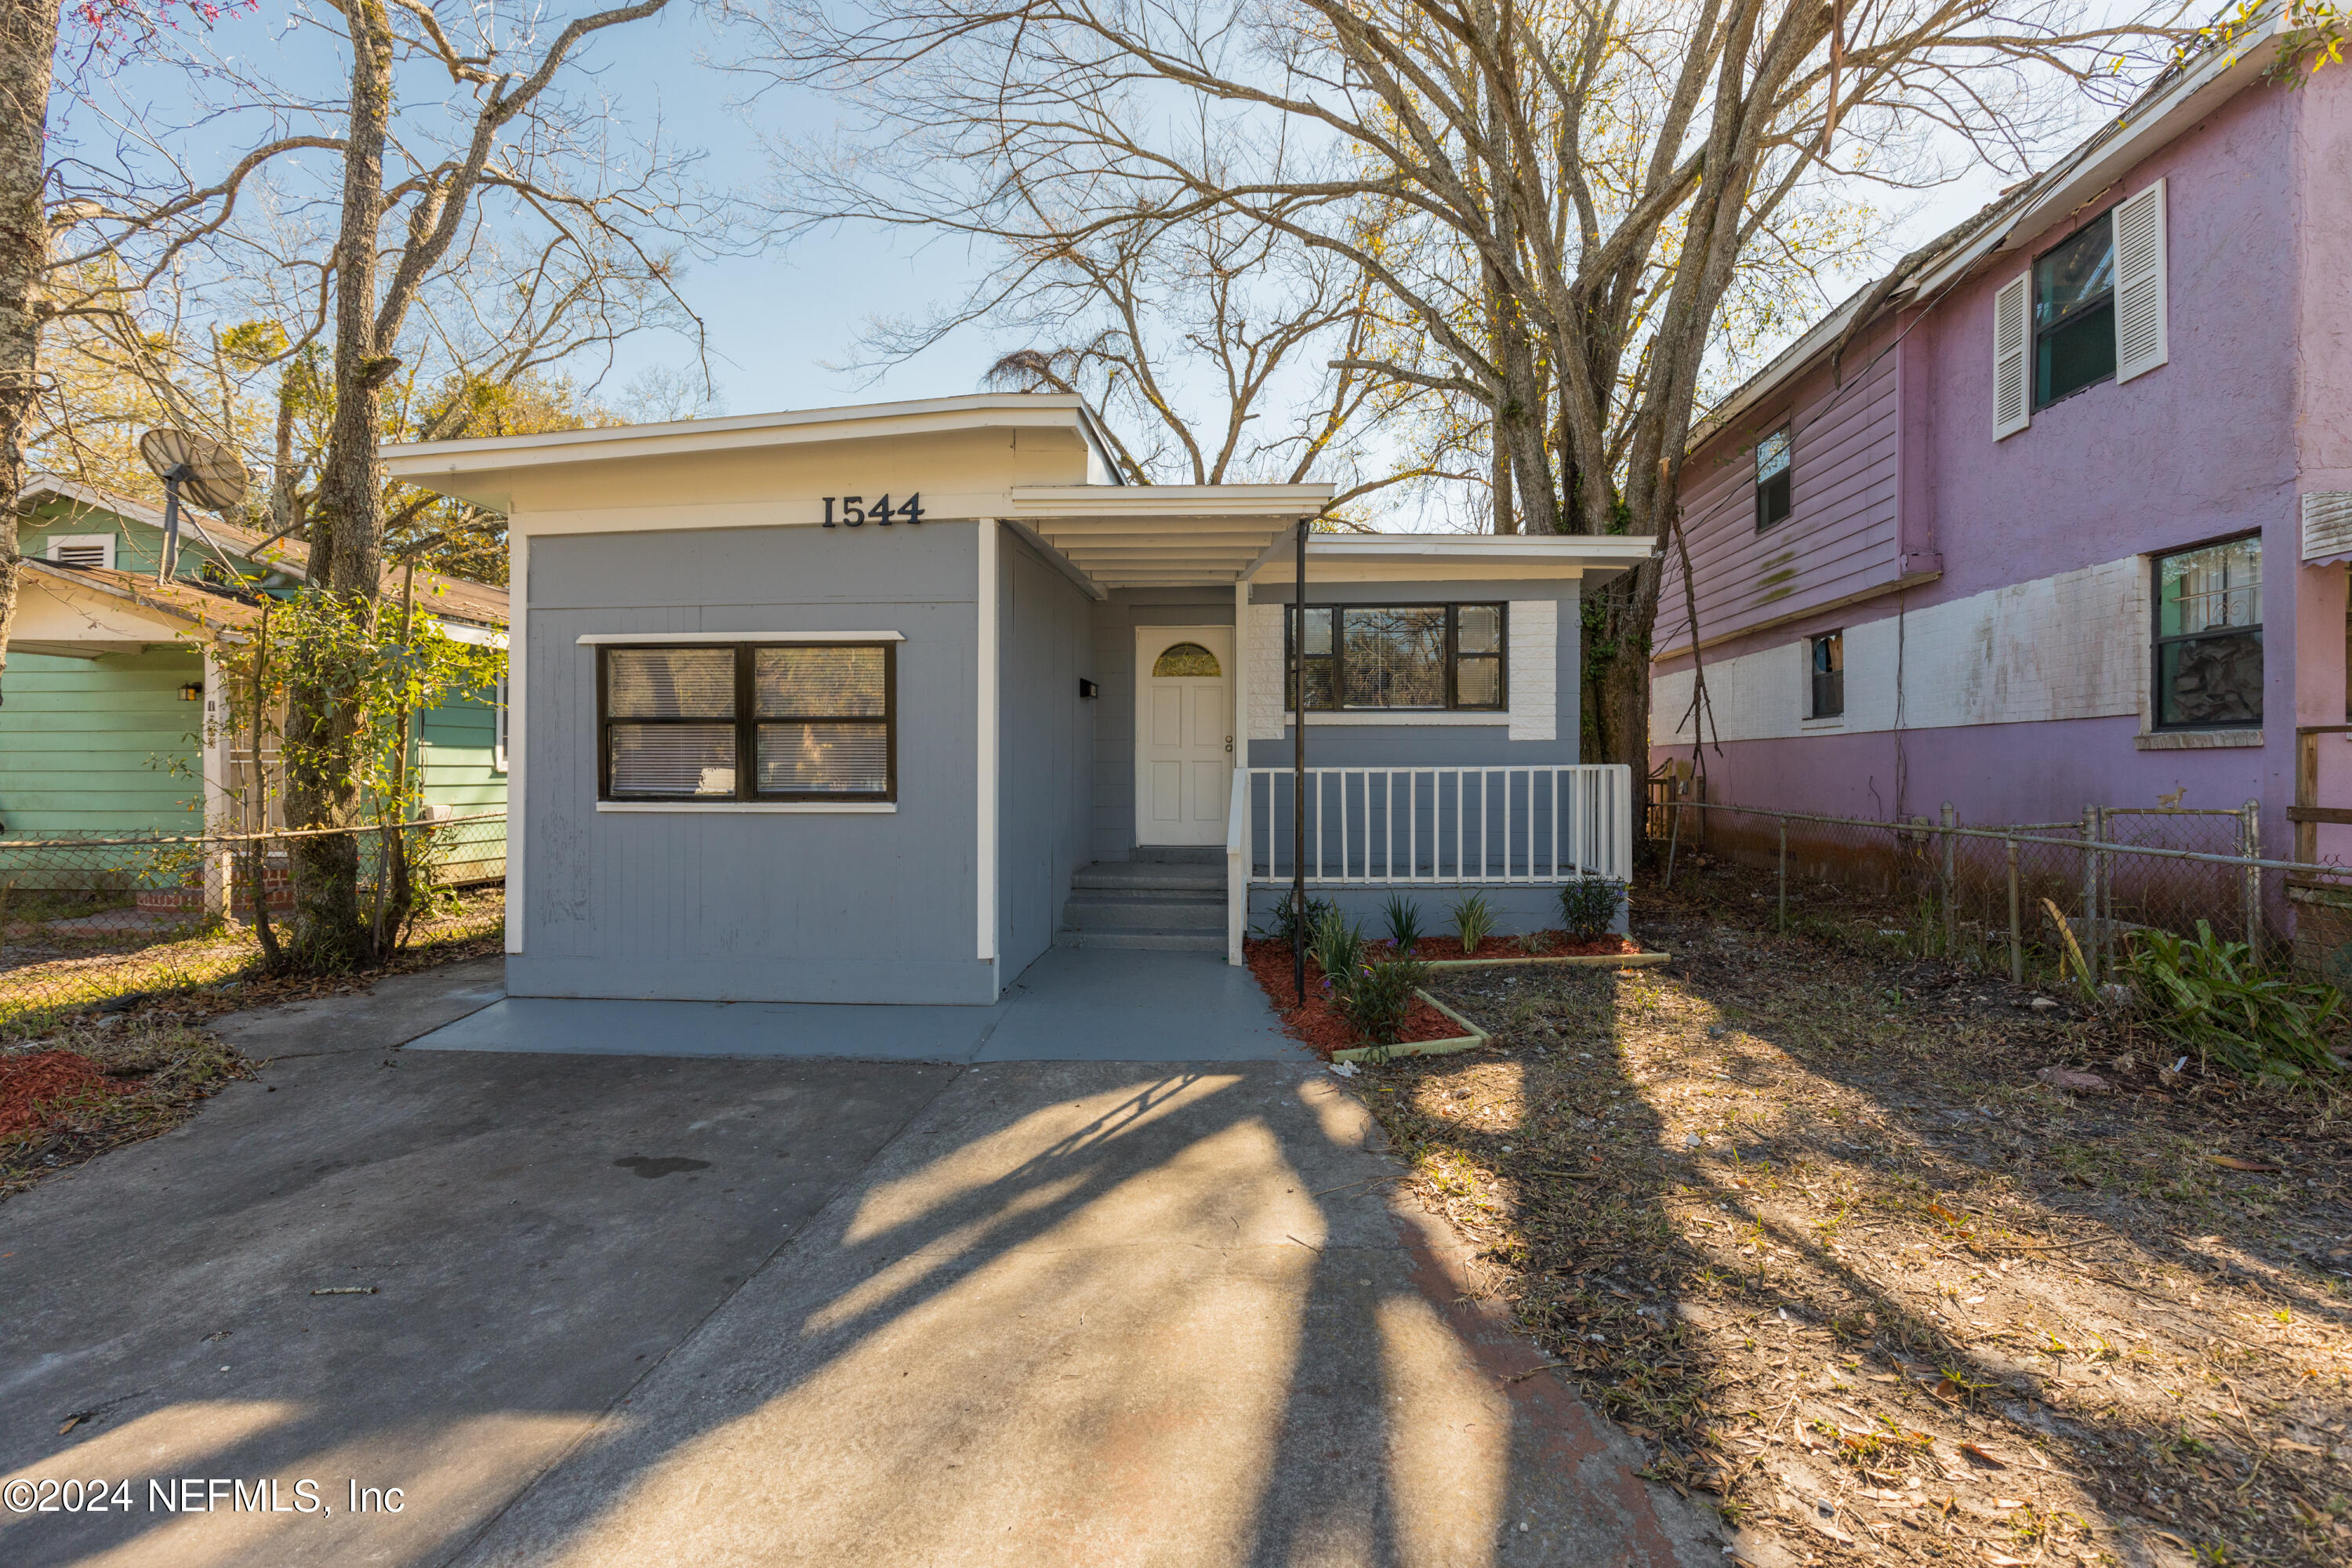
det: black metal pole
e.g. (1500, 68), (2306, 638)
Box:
(1292, 517), (1308, 1007)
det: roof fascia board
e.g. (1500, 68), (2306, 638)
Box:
(1008, 485), (1334, 519)
(1904, 24), (2279, 300)
(380, 394), (1097, 476)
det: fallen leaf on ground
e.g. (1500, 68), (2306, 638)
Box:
(1959, 1442), (2009, 1468)
(2204, 1154), (2282, 1173)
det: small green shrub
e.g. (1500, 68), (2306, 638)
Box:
(1381, 893), (1426, 953)
(1449, 892), (1497, 955)
(1558, 877), (1624, 942)
(1259, 894), (1338, 947)
(2125, 920), (2345, 1082)
(1515, 929), (1553, 956)
(1309, 908), (1366, 999)
(1343, 953), (1432, 1044)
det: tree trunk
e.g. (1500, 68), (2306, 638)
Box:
(281, 0), (395, 971)
(0, 0), (56, 706)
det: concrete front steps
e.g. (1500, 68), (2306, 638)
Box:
(1058, 851), (1225, 952)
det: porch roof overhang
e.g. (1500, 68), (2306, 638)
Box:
(1004, 485), (1332, 593)
(1251, 533), (1655, 584)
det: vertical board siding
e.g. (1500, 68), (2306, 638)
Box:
(1666, 348), (1900, 648)
(0, 650), (203, 833)
(996, 534), (1095, 976)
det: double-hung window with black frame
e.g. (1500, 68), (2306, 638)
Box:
(597, 642), (897, 802)
(2034, 211), (2117, 408)
(1284, 603), (1506, 713)
(2153, 535), (2261, 731)
(1755, 424), (1792, 531)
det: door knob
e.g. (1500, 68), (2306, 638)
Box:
(1225, 736), (1233, 753)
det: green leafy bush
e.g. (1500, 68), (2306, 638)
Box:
(1448, 892), (1497, 955)
(1557, 877), (1624, 942)
(2125, 920), (2345, 1081)
(1381, 893), (1426, 953)
(1309, 908), (1366, 1000)
(1342, 953), (1432, 1044)
(1259, 894), (1338, 947)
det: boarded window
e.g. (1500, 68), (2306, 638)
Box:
(600, 643), (895, 801)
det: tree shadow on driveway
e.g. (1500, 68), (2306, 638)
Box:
(0, 1044), (1718, 1567)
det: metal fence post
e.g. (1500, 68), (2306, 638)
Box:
(2080, 805), (2100, 985)
(2241, 798), (2263, 965)
(1940, 801), (1956, 955)
(2005, 838), (2022, 985)
(1777, 819), (1788, 931)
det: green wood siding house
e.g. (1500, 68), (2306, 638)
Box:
(2, 479), (508, 894)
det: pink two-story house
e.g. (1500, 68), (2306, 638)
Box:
(1652, 26), (2352, 883)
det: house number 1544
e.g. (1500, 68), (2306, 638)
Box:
(822, 494), (924, 527)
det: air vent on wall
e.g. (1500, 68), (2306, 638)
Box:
(47, 535), (114, 569)
(2303, 492), (2352, 562)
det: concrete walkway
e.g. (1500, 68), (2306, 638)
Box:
(408, 946), (1308, 1063)
(0, 961), (1731, 1568)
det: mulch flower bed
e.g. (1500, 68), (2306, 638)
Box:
(0, 1051), (129, 1138)
(1243, 939), (1464, 1058)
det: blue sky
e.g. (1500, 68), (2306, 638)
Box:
(143, 4), (2071, 429)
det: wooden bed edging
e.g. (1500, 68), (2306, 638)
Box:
(1417, 949), (1671, 971)
(1324, 950), (1675, 1064)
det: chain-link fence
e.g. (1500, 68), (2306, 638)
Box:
(1649, 794), (2352, 986)
(0, 813), (506, 1031)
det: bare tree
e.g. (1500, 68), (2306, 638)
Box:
(0, 0), (59, 707)
(735, 0), (2195, 768)
(44, 0), (720, 968)
(773, 129), (1466, 518)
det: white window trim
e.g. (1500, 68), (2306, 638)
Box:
(1279, 710), (1505, 728)
(596, 801), (899, 815)
(575, 630), (905, 645)
(47, 534), (115, 569)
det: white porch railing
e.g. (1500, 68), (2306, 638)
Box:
(1225, 764), (1634, 963)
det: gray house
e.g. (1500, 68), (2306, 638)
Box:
(383, 395), (1648, 1005)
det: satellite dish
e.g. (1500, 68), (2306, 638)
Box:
(137, 428), (249, 583)
(139, 428), (249, 512)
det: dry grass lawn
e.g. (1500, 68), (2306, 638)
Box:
(1355, 869), (2352, 1568)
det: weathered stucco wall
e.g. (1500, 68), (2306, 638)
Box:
(1653, 76), (2332, 848)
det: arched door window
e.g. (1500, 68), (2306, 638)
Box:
(1152, 642), (1222, 678)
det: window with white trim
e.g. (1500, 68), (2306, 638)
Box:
(597, 643), (895, 802)
(46, 534), (114, 569)
(1285, 603), (1504, 711)
(1994, 180), (2165, 440)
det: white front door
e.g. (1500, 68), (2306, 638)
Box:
(1135, 626), (1234, 846)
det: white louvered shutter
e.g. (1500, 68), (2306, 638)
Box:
(1992, 270), (2031, 440)
(2113, 178), (2168, 383)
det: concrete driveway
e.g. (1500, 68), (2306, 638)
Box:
(0, 960), (1729, 1568)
